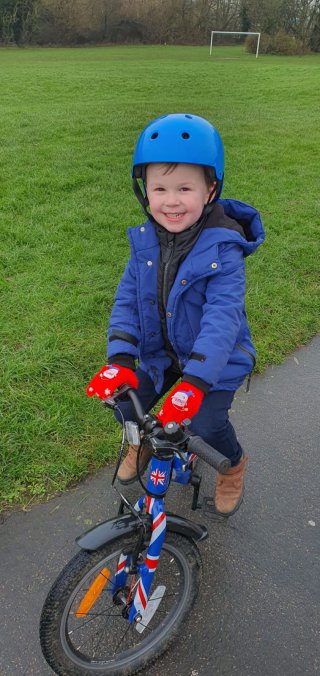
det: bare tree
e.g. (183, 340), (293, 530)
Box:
(243, 0), (320, 46)
(214, 0), (241, 30)
(0, 0), (39, 43)
(4, 0), (320, 49)
(283, 0), (320, 44)
(242, 0), (286, 35)
(309, 3), (320, 49)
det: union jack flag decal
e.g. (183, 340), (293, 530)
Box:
(129, 496), (166, 623)
(150, 469), (166, 486)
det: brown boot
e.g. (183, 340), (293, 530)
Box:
(117, 444), (152, 485)
(213, 455), (248, 516)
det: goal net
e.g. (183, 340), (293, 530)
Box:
(209, 31), (261, 58)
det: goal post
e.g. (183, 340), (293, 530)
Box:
(209, 31), (261, 58)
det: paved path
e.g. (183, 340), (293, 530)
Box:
(1, 338), (319, 675)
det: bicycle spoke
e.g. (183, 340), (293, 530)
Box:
(74, 612), (125, 619)
(69, 606), (122, 633)
(112, 623), (133, 655)
(134, 621), (154, 633)
(91, 613), (114, 658)
(71, 604), (114, 619)
(74, 577), (115, 598)
(148, 592), (178, 601)
(71, 599), (116, 620)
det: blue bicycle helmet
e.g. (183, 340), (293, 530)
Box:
(132, 114), (224, 215)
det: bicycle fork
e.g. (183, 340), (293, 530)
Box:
(110, 494), (166, 627)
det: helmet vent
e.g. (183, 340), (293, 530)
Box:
(185, 114), (193, 119)
(181, 132), (190, 139)
(151, 132), (159, 139)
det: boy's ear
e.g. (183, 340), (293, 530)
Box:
(207, 182), (217, 203)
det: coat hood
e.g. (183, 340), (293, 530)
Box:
(217, 198), (265, 256)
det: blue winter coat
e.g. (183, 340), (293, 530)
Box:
(108, 199), (265, 393)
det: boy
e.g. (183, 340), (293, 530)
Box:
(87, 113), (265, 516)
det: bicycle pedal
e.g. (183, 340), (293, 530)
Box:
(202, 497), (229, 521)
(190, 473), (202, 511)
(117, 499), (126, 516)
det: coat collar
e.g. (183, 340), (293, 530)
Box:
(128, 198), (265, 258)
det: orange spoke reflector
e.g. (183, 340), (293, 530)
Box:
(75, 567), (111, 618)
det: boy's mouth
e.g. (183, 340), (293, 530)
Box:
(164, 212), (185, 221)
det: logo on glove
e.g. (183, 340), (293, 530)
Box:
(100, 366), (119, 380)
(171, 389), (195, 412)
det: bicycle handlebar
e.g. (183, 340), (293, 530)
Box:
(105, 385), (231, 474)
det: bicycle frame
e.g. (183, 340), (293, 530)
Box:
(76, 385), (230, 630)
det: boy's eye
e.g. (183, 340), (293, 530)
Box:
(180, 187), (190, 192)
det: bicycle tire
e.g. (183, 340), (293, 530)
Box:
(40, 532), (201, 675)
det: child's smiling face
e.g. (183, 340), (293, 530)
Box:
(146, 163), (215, 233)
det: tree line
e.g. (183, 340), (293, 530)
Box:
(1, 0), (319, 52)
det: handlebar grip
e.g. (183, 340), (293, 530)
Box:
(187, 435), (231, 474)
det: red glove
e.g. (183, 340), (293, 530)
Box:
(157, 382), (204, 426)
(86, 364), (138, 400)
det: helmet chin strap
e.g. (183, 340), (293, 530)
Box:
(132, 178), (219, 228)
(132, 177), (151, 220)
(203, 185), (217, 216)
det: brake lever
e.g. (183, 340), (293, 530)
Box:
(102, 384), (133, 410)
(102, 397), (117, 410)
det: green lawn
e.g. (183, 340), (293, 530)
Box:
(1, 45), (319, 507)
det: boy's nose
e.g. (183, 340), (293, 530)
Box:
(164, 192), (180, 206)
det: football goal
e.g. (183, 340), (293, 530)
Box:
(209, 31), (261, 58)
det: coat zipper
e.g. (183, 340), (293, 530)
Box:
(162, 241), (174, 310)
(236, 343), (256, 392)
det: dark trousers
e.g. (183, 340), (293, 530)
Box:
(115, 367), (243, 466)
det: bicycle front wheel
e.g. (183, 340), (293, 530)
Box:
(40, 532), (201, 675)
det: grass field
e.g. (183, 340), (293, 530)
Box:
(1, 45), (319, 508)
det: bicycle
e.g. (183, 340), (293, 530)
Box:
(40, 385), (231, 675)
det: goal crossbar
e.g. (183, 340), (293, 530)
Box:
(209, 31), (261, 58)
